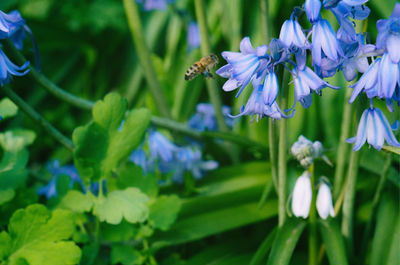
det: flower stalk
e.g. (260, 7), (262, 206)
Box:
(278, 69), (290, 226)
(1, 85), (74, 151)
(194, 0), (229, 132)
(122, 0), (171, 119)
(308, 164), (318, 265)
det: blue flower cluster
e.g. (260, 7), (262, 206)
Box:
(217, 0), (399, 151)
(188, 103), (234, 131)
(130, 128), (218, 183)
(136, 0), (176, 11)
(38, 160), (106, 199)
(0, 10), (30, 85)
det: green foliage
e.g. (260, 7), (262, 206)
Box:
(73, 93), (151, 184)
(149, 195), (182, 231)
(0, 98), (18, 119)
(266, 219), (307, 265)
(318, 219), (348, 265)
(0, 204), (81, 265)
(110, 245), (145, 265)
(93, 187), (149, 225)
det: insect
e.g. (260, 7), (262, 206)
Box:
(185, 54), (219, 81)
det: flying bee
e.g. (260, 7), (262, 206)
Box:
(185, 54), (219, 81)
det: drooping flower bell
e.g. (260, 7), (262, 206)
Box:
(188, 103), (234, 132)
(316, 181), (335, 219)
(346, 106), (400, 151)
(0, 47), (29, 86)
(292, 171), (312, 219)
(376, 3), (400, 63)
(216, 37), (270, 97)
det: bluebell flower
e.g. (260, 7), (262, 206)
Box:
(159, 146), (218, 183)
(0, 10), (25, 40)
(346, 106), (400, 151)
(292, 66), (339, 108)
(292, 171), (312, 219)
(305, 0), (322, 23)
(230, 83), (294, 122)
(129, 146), (154, 173)
(311, 19), (343, 68)
(0, 47), (29, 85)
(187, 22), (201, 51)
(376, 3), (400, 63)
(350, 52), (399, 105)
(216, 37), (270, 97)
(188, 103), (234, 132)
(136, 0), (175, 11)
(38, 160), (85, 199)
(316, 180), (335, 219)
(148, 130), (178, 162)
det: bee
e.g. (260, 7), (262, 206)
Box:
(185, 54), (219, 81)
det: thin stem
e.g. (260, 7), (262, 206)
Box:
(278, 69), (290, 227)
(341, 101), (363, 257)
(333, 81), (354, 199)
(1, 85), (74, 151)
(308, 164), (318, 265)
(122, 0), (171, 119)
(2, 39), (94, 110)
(260, 0), (270, 44)
(360, 154), (392, 264)
(194, 0), (229, 132)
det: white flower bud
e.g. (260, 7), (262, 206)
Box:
(316, 182), (335, 219)
(292, 171), (312, 218)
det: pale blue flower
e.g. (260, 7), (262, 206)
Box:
(38, 160), (85, 199)
(188, 103), (234, 132)
(376, 3), (400, 63)
(305, 0), (322, 23)
(279, 16), (310, 49)
(0, 10), (25, 40)
(217, 37), (270, 97)
(148, 130), (178, 162)
(230, 83), (293, 122)
(350, 53), (399, 104)
(346, 107), (400, 151)
(292, 66), (339, 108)
(311, 19), (343, 67)
(187, 22), (201, 51)
(0, 48), (29, 86)
(129, 147), (154, 173)
(136, 0), (175, 11)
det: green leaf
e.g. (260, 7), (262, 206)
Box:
(101, 221), (136, 243)
(266, 218), (307, 265)
(110, 245), (145, 265)
(151, 200), (277, 248)
(386, 216), (400, 265)
(0, 98), (18, 119)
(318, 219), (348, 265)
(0, 188), (15, 205)
(0, 129), (36, 152)
(249, 229), (277, 265)
(73, 93), (150, 183)
(370, 193), (399, 265)
(93, 187), (149, 225)
(382, 145), (400, 155)
(117, 163), (159, 197)
(149, 195), (181, 231)
(59, 190), (94, 213)
(0, 204), (81, 265)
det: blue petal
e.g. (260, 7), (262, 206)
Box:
(375, 108), (400, 147)
(240, 37), (255, 54)
(378, 52), (398, 98)
(305, 0), (322, 23)
(351, 108), (369, 151)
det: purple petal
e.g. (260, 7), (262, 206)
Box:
(239, 37), (255, 54)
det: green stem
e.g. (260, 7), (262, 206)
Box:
(360, 154), (392, 264)
(341, 101), (363, 257)
(1, 85), (74, 151)
(278, 70), (290, 227)
(2, 39), (94, 110)
(122, 0), (171, 119)
(333, 81), (354, 199)
(260, 0), (270, 44)
(194, 0), (229, 132)
(308, 164), (318, 265)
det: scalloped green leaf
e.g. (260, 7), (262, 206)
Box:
(93, 187), (149, 225)
(59, 190), (95, 213)
(0, 204), (81, 265)
(149, 195), (181, 231)
(73, 93), (150, 183)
